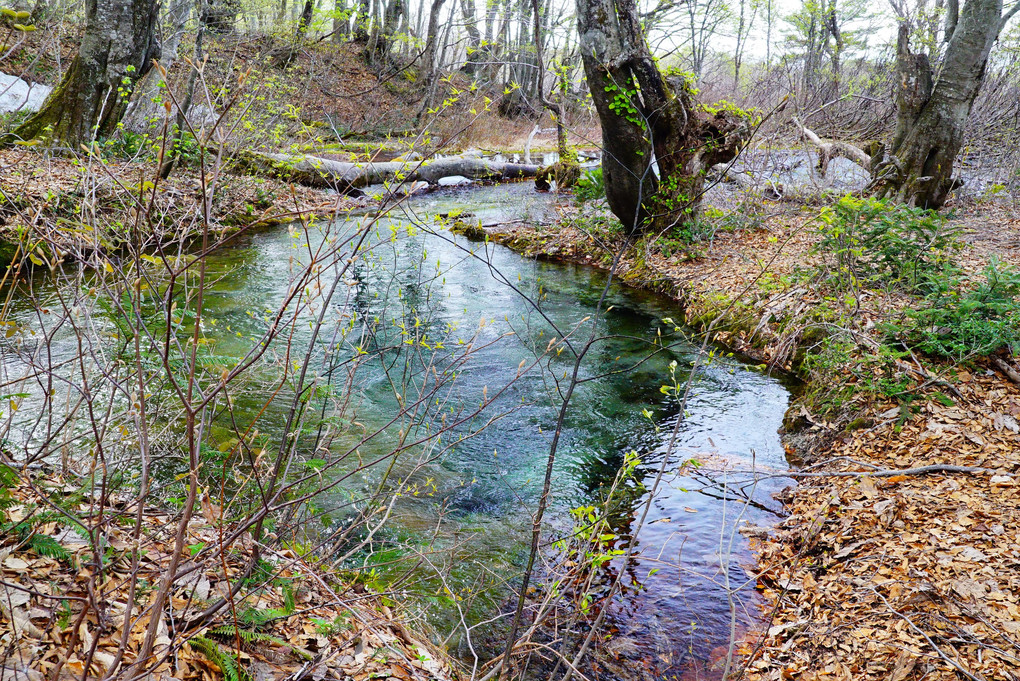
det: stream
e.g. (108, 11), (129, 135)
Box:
(1, 182), (794, 679)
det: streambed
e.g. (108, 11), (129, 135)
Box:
(1, 182), (793, 679)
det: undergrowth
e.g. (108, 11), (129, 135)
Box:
(799, 196), (1020, 418)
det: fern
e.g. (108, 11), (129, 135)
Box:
(235, 606), (288, 629)
(188, 636), (244, 681)
(282, 582), (296, 614)
(207, 625), (313, 660)
(28, 533), (70, 560)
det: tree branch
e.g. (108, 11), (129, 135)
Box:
(783, 464), (1009, 478)
(792, 116), (872, 176)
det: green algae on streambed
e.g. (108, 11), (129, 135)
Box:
(0, 183), (794, 678)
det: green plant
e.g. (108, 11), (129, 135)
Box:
(0, 474), (74, 561)
(655, 218), (715, 254)
(188, 636), (245, 681)
(102, 130), (148, 159)
(901, 261), (1020, 360)
(573, 166), (605, 203)
(801, 334), (915, 415)
(311, 615), (351, 636)
(816, 196), (961, 294)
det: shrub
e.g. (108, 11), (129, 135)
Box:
(902, 261), (1020, 360)
(573, 166), (605, 203)
(817, 196), (961, 294)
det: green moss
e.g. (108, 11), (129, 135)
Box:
(846, 417), (873, 431)
(449, 220), (486, 241)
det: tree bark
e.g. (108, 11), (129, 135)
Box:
(415, 0), (447, 118)
(122, 0), (194, 132)
(332, 0), (349, 40)
(576, 0), (749, 232)
(5, 0), (160, 147)
(529, 0), (578, 190)
(239, 151), (540, 188)
(460, 0), (482, 75)
(871, 0), (1016, 208)
(296, 0), (315, 35)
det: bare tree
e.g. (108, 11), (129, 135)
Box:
(871, 0), (1020, 207)
(733, 0), (760, 89)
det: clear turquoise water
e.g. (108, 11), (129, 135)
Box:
(1, 182), (792, 677)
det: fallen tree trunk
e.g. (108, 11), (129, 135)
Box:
(238, 151), (540, 190)
(792, 117), (873, 177)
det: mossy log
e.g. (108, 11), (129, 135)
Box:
(238, 151), (540, 191)
(534, 161), (580, 191)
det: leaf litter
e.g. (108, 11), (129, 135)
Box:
(0, 470), (457, 681)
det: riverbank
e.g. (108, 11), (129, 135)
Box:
(0, 468), (457, 681)
(486, 194), (1020, 679)
(0, 147), (372, 270)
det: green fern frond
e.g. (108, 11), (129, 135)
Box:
(208, 625), (313, 660)
(28, 533), (70, 560)
(282, 583), (296, 614)
(188, 636), (244, 681)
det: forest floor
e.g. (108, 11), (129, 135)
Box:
(0, 469), (457, 681)
(0, 144), (522, 268)
(0, 145), (372, 269)
(488, 194), (1020, 681)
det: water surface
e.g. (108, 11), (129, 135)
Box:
(1, 182), (792, 679)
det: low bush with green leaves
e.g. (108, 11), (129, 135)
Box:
(573, 166), (605, 203)
(801, 334), (915, 415)
(898, 261), (1020, 361)
(817, 195), (961, 294)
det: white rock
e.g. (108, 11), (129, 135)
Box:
(437, 175), (473, 187)
(0, 72), (53, 114)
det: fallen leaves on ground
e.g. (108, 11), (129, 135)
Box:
(0, 472), (457, 681)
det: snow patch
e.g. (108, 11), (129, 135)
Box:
(0, 72), (53, 114)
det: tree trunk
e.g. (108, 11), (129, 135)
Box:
(332, 0), (349, 40)
(461, 0), (481, 75)
(872, 0), (1016, 208)
(296, 0), (315, 35)
(239, 151), (540, 188)
(415, 0), (447, 117)
(530, 0), (578, 190)
(5, 0), (160, 147)
(576, 0), (749, 232)
(122, 0), (193, 132)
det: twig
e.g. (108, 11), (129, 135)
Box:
(783, 464), (1003, 478)
(872, 588), (988, 681)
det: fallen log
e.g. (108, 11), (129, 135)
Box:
(238, 151), (540, 191)
(792, 117), (873, 177)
